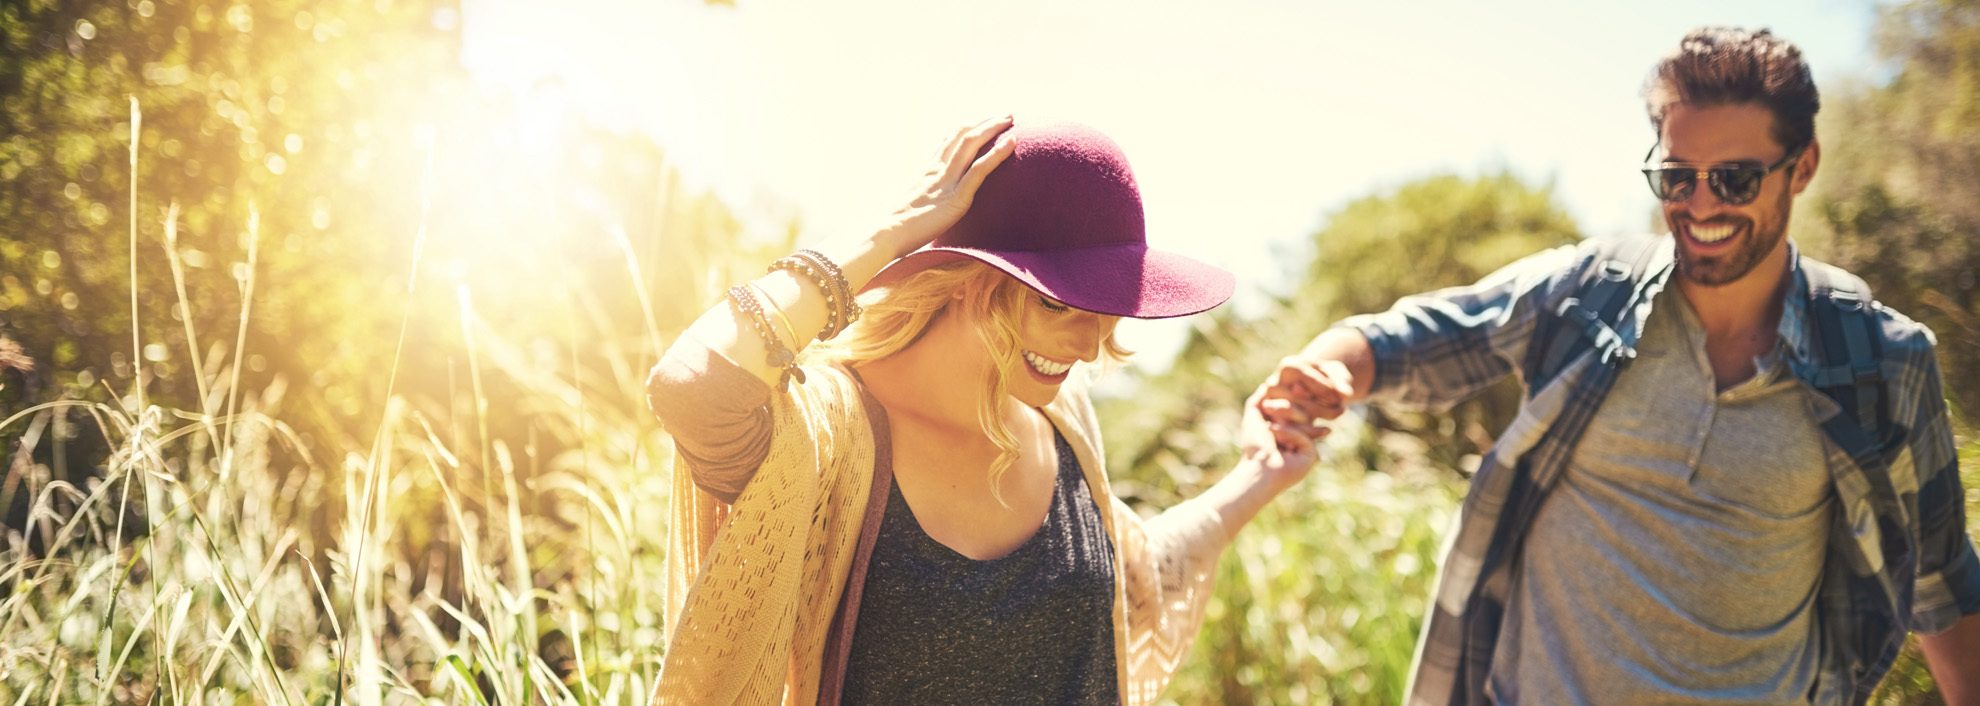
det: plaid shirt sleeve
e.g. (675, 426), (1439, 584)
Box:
(1337, 244), (1580, 412)
(1897, 334), (1980, 633)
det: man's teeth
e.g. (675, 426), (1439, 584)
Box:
(1023, 351), (1071, 377)
(1690, 223), (1736, 243)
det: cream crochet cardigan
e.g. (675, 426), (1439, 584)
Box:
(652, 363), (1232, 705)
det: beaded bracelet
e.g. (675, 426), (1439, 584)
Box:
(797, 249), (861, 326)
(769, 249), (863, 341)
(768, 253), (848, 339)
(727, 284), (805, 389)
(747, 282), (800, 351)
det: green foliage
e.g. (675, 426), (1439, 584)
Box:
(1296, 172), (1581, 327)
(1798, 0), (1980, 420)
(1150, 417), (1460, 705)
(1797, 6), (1980, 695)
(0, 0), (769, 442)
(0, 0), (455, 420)
(0, 372), (682, 703)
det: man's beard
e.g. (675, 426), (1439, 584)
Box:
(1673, 191), (1789, 287)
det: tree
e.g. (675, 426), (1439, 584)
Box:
(0, 0), (464, 444)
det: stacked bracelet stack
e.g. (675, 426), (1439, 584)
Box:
(747, 282), (800, 350)
(727, 284), (805, 389)
(770, 249), (862, 341)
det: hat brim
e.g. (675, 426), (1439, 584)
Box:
(863, 243), (1234, 320)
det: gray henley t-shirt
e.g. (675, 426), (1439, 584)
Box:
(1488, 284), (1835, 705)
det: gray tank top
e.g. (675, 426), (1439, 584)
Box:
(839, 429), (1118, 705)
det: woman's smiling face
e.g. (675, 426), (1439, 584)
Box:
(936, 276), (1123, 409)
(1006, 292), (1118, 407)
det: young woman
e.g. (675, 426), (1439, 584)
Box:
(646, 117), (1331, 705)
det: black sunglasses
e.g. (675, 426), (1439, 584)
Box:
(1640, 145), (1804, 205)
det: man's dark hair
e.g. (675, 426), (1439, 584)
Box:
(1644, 27), (1820, 154)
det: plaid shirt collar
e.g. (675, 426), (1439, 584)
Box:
(1777, 242), (1816, 366)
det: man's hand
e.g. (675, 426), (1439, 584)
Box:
(1257, 354), (1357, 431)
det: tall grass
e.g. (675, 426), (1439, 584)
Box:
(0, 105), (679, 703)
(1156, 412), (1459, 706)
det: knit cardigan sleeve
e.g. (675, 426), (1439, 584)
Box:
(1112, 495), (1229, 705)
(655, 363), (876, 706)
(646, 337), (774, 503)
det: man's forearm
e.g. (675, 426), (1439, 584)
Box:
(1920, 612), (1980, 705)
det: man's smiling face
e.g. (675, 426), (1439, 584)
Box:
(1654, 102), (1815, 287)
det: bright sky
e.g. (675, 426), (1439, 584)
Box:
(457, 0), (1881, 368)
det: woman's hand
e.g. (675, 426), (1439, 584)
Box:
(1240, 382), (1326, 495)
(1194, 382), (1329, 543)
(870, 115), (1019, 259)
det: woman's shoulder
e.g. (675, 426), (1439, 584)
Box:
(752, 361), (880, 484)
(787, 360), (869, 415)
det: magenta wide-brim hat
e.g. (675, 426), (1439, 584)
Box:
(864, 120), (1233, 319)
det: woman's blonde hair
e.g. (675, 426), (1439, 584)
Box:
(812, 260), (1129, 503)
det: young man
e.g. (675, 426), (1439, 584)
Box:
(1260, 27), (1980, 705)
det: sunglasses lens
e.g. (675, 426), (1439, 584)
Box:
(1648, 169), (1695, 202)
(1712, 166), (1766, 204)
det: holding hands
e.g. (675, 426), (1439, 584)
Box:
(1259, 354), (1357, 432)
(1239, 354), (1359, 492)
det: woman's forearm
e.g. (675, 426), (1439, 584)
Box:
(1194, 383), (1325, 543)
(677, 231), (916, 389)
(1194, 458), (1299, 544)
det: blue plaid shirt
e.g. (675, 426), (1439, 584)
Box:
(1340, 237), (1980, 705)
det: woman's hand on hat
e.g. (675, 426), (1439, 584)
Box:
(872, 115), (1018, 259)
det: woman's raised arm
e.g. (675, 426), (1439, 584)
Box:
(645, 117), (1016, 498)
(673, 116), (1016, 389)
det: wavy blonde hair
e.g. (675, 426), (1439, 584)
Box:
(812, 260), (1130, 503)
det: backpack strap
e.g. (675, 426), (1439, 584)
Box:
(1800, 262), (1891, 468)
(1524, 234), (1670, 389)
(1800, 260), (1918, 691)
(1459, 235), (1670, 705)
